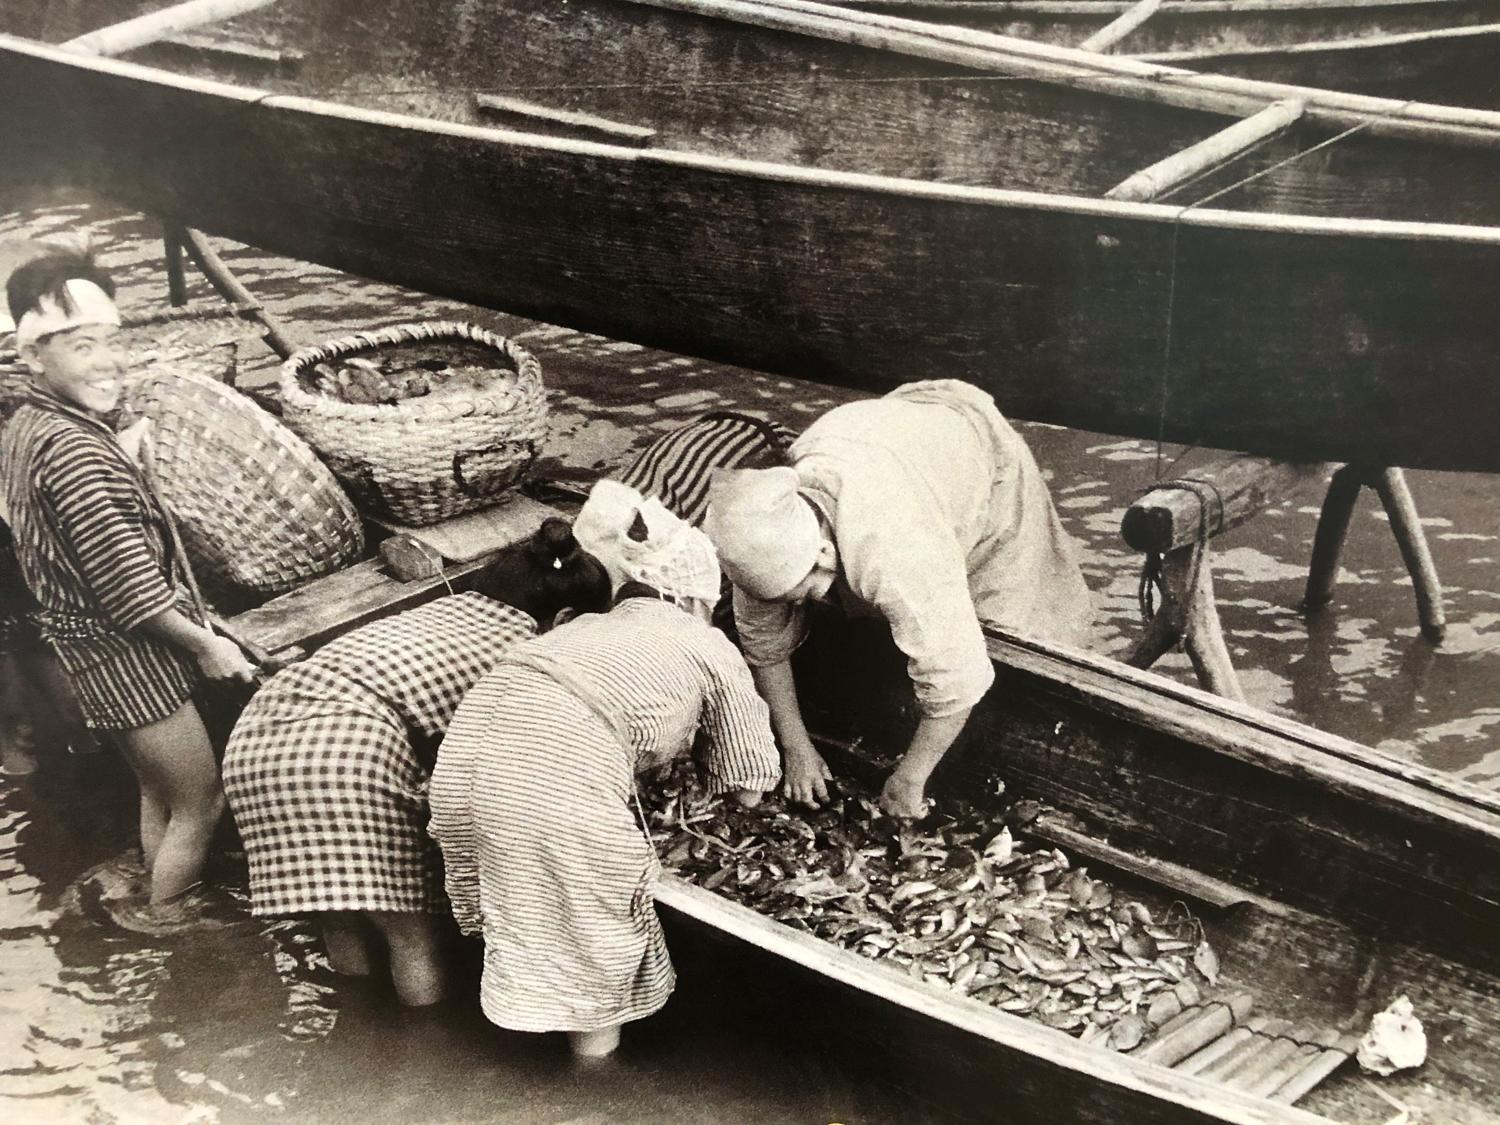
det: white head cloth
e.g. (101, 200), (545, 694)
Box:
(14, 278), (121, 350)
(573, 479), (722, 612)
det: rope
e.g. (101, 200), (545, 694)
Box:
(1134, 476), (1225, 628)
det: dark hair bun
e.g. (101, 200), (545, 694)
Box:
(531, 517), (580, 565)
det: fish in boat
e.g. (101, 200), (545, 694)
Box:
(5, 0), (1500, 473)
(222, 505), (1500, 1125)
(830, 0), (1500, 98)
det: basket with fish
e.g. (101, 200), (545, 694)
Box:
(278, 321), (548, 527)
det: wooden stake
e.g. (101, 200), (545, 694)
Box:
(63, 0), (280, 58)
(1078, 0), (1162, 53)
(177, 227), (297, 359)
(1371, 467), (1447, 643)
(163, 224), (188, 308)
(1303, 464), (1363, 611)
(1106, 99), (1305, 203)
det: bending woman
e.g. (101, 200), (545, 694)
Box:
(221, 520), (610, 1006)
(428, 486), (781, 1058)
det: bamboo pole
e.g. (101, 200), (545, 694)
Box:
(1223, 1022), (1318, 1093)
(1078, 0), (1162, 53)
(1105, 99), (1305, 202)
(177, 227), (297, 359)
(1268, 1034), (1359, 1104)
(1140, 992), (1254, 1067)
(1247, 1028), (1338, 1099)
(1175, 1023), (1256, 1076)
(1371, 467), (1447, 643)
(63, 0), (280, 58)
(1201, 1017), (1291, 1081)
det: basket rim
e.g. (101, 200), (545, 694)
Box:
(279, 320), (543, 425)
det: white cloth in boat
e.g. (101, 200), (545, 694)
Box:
(725, 379), (1091, 719)
(427, 597), (781, 1034)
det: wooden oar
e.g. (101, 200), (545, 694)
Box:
(63, 0), (279, 58)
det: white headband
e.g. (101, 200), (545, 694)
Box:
(13, 279), (121, 350)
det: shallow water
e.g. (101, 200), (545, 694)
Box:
(2, 186), (1498, 1123)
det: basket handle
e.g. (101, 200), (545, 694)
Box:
(453, 440), (540, 497)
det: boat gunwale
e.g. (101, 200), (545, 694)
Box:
(12, 29), (1500, 248)
(837, 0), (1492, 14)
(983, 628), (1500, 837)
(1130, 17), (1500, 60)
(654, 877), (1335, 1124)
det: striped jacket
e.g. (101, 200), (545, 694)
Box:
(0, 389), (185, 673)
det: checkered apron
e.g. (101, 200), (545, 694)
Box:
(222, 594), (536, 916)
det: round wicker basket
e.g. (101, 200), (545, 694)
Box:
(278, 321), (548, 527)
(123, 368), (366, 596)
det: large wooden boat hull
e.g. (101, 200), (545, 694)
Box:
(834, 0), (1500, 97)
(5, 1), (1500, 472)
(222, 509), (1500, 1123)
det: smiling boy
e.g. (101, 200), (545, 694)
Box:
(0, 250), (253, 923)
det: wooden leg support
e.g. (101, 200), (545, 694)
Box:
(1303, 465), (1445, 644)
(163, 223), (189, 307)
(1125, 545), (1246, 702)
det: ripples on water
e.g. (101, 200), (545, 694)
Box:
(2, 187), (1498, 1122)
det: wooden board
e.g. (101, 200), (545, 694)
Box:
(7, 25), (1500, 470)
(372, 493), (561, 563)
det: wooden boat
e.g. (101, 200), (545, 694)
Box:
(6, 0), (1500, 473)
(830, 0), (1500, 95)
(222, 496), (1500, 1124)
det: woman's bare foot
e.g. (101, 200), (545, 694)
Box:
(568, 1025), (621, 1058)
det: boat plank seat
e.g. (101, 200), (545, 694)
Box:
(226, 494), (566, 660)
(1121, 455), (1446, 700)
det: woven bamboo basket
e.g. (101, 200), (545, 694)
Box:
(278, 322), (548, 527)
(123, 368), (366, 596)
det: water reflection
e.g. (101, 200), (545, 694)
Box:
(2, 187), (1498, 1120)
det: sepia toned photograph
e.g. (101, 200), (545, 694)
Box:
(1, 1), (1496, 1121)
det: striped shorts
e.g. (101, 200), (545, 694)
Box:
(63, 635), (199, 732)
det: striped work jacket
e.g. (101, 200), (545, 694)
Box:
(0, 388), (185, 673)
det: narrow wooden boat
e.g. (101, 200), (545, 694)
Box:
(6, 0), (1500, 472)
(832, 0), (1500, 95)
(224, 503), (1500, 1124)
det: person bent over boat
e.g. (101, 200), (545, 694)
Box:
(704, 379), (1090, 819)
(428, 487), (781, 1058)
(0, 251), (255, 918)
(221, 520), (610, 1006)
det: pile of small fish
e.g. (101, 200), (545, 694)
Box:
(314, 353), (495, 407)
(643, 762), (1222, 1049)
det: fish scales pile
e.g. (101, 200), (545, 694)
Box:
(643, 763), (1222, 1049)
